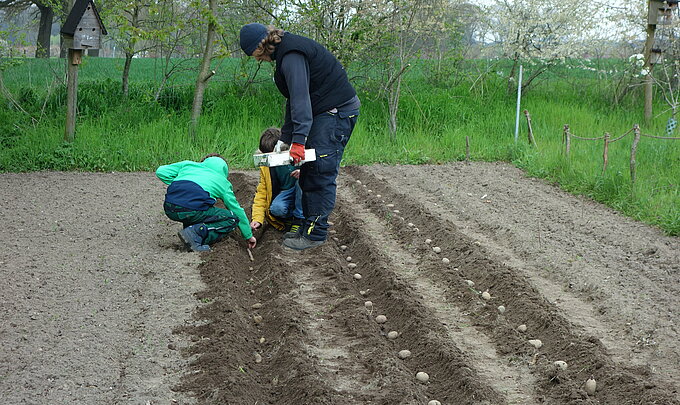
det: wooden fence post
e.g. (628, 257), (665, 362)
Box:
(523, 110), (538, 148)
(563, 124), (571, 157)
(602, 132), (610, 174)
(64, 48), (82, 142)
(630, 125), (641, 184)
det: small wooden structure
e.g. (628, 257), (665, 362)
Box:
(644, 0), (678, 121)
(61, 0), (107, 50)
(648, 0), (679, 26)
(60, 0), (107, 142)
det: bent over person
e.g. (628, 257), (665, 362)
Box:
(156, 154), (257, 252)
(240, 23), (360, 250)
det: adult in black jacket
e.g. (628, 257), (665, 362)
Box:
(240, 23), (360, 250)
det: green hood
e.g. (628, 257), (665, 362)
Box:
(203, 156), (229, 178)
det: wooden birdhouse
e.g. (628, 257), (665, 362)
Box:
(60, 0), (107, 50)
(650, 48), (663, 64)
(648, 0), (679, 26)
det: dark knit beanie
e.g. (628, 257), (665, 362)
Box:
(239, 23), (268, 56)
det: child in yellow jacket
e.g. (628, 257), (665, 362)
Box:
(250, 128), (303, 237)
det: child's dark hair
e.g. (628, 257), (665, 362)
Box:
(201, 153), (226, 162)
(259, 127), (281, 153)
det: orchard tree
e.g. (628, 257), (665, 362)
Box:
(149, 0), (201, 101)
(482, 0), (599, 93)
(0, 0), (54, 57)
(352, 0), (449, 138)
(190, 0), (216, 132)
(104, 0), (171, 96)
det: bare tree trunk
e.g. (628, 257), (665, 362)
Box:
(122, 53), (133, 97)
(386, 63), (410, 139)
(36, 4), (54, 58)
(507, 57), (518, 95)
(387, 78), (401, 139)
(190, 0), (217, 136)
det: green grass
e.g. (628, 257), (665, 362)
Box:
(1, 56), (678, 235)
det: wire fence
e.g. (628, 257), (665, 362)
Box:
(559, 123), (679, 184)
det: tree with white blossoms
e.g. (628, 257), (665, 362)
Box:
(481, 0), (600, 93)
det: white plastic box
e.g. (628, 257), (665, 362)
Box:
(253, 149), (317, 167)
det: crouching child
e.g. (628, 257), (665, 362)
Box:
(156, 153), (257, 252)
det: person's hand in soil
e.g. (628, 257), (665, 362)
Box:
(250, 221), (262, 230)
(247, 236), (257, 249)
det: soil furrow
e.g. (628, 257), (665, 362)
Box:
(343, 165), (680, 404)
(368, 163), (680, 388)
(331, 197), (506, 404)
(290, 265), (368, 395)
(338, 181), (539, 405)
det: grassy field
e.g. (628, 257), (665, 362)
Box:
(1, 57), (678, 235)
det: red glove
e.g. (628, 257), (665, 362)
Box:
(290, 142), (305, 165)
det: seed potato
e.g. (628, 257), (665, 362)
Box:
(585, 377), (597, 395)
(416, 372), (429, 383)
(528, 339), (543, 349)
(398, 349), (411, 359)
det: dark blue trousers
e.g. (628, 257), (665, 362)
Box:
(299, 109), (359, 241)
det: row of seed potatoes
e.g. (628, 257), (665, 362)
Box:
(351, 177), (598, 402)
(341, 179), (442, 405)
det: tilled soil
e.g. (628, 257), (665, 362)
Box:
(1, 162), (679, 405)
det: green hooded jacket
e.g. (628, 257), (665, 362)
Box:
(156, 157), (253, 239)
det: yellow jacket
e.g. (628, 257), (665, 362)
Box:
(251, 166), (286, 231)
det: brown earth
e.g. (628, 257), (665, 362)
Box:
(1, 162), (678, 405)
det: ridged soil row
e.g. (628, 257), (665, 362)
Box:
(336, 182), (540, 405)
(342, 166), (679, 405)
(330, 196), (507, 404)
(175, 172), (345, 404)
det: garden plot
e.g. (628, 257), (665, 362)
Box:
(176, 167), (679, 404)
(1, 163), (678, 405)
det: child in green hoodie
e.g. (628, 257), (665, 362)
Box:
(156, 153), (257, 252)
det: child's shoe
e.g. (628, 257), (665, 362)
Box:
(283, 218), (303, 239)
(178, 224), (211, 252)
